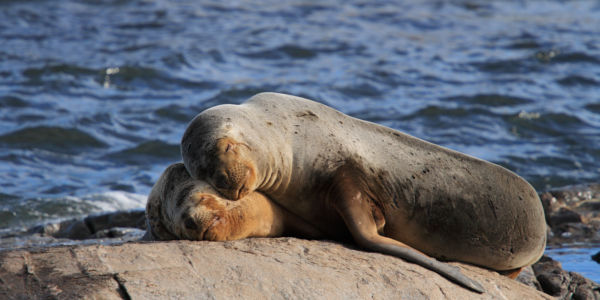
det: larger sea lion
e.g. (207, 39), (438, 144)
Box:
(181, 92), (547, 293)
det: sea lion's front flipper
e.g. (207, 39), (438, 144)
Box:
(330, 164), (485, 294)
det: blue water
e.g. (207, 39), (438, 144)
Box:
(546, 245), (600, 284)
(0, 0), (599, 277)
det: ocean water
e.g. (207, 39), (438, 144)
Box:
(546, 245), (599, 284)
(0, 0), (599, 279)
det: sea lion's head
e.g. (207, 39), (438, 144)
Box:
(173, 191), (228, 241)
(147, 163), (235, 241)
(181, 106), (259, 200)
(204, 137), (257, 200)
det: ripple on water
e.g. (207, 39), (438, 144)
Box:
(335, 81), (384, 98)
(398, 105), (506, 147)
(506, 112), (589, 138)
(21, 64), (99, 88)
(19, 62), (217, 94)
(550, 52), (600, 64)
(237, 44), (318, 60)
(472, 56), (543, 74)
(203, 87), (276, 106)
(104, 140), (180, 165)
(406, 105), (497, 119)
(0, 96), (28, 108)
(0, 126), (108, 154)
(154, 104), (198, 122)
(444, 94), (533, 107)
(585, 104), (600, 114)
(505, 35), (543, 50)
(97, 65), (217, 91)
(556, 75), (599, 87)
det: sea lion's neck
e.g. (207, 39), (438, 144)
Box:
(244, 119), (293, 198)
(256, 147), (293, 198)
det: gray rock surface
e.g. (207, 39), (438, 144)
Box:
(0, 237), (551, 300)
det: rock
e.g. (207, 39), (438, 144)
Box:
(0, 238), (552, 299)
(532, 255), (600, 299)
(25, 209), (146, 241)
(55, 219), (94, 239)
(541, 183), (600, 245)
(27, 219), (92, 239)
(516, 266), (542, 291)
(541, 192), (561, 224)
(592, 251), (600, 264)
(549, 208), (583, 227)
(0, 210), (146, 251)
(577, 200), (600, 212)
(84, 210), (146, 234)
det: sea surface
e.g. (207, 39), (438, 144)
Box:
(0, 0), (598, 281)
(546, 244), (599, 284)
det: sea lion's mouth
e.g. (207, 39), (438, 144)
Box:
(198, 222), (210, 240)
(235, 183), (247, 200)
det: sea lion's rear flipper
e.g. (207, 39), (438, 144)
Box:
(330, 164), (486, 294)
(499, 267), (523, 279)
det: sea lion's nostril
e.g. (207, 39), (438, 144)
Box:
(184, 217), (198, 230)
(214, 172), (229, 189)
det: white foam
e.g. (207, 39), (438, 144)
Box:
(82, 191), (147, 212)
(1, 191), (148, 235)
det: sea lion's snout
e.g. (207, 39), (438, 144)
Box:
(178, 201), (224, 241)
(175, 209), (206, 240)
(208, 137), (257, 200)
(213, 166), (252, 200)
(211, 166), (252, 200)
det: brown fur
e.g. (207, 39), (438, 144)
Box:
(499, 268), (524, 279)
(145, 163), (322, 242)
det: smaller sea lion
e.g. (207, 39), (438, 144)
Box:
(145, 163), (322, 241)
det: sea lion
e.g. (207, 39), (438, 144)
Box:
(145, 162), (323, 241)
(181, 92), (547, 293)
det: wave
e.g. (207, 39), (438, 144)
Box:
(444, 94), (533, 107)
(0, 126), (108, 154)
(472, 57), (541, 74)
(19, 63), (217, 93)
(0, 191), (147, 230)
(238, 44), (318, 60)
(556, 75), (599, 87)
(81, 191), (147, 212)
(0, 96), (28, 108)
(105, 140), (180, 165)
(551, 52), (600, 64)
